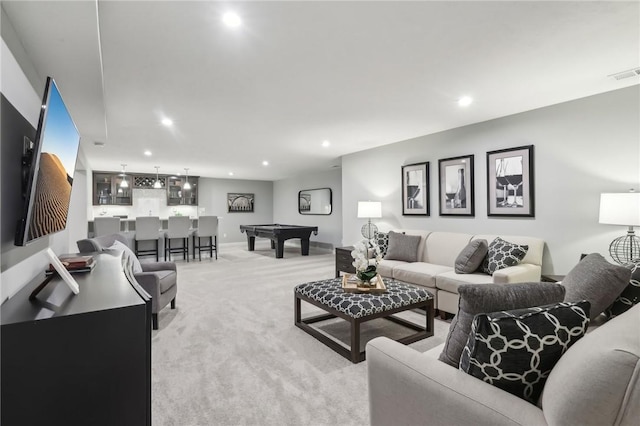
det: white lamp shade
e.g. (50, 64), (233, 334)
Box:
(357, 201), (382, 219)
(599, 193), (640, 226)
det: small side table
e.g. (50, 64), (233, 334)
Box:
(335, 246), (356, 278)
(541, 274), (566, 283)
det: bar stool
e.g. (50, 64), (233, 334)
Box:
(192, 216), (218, 261)
(135, 217), (161, 261)
(165, 216), (191, 262)
(94, 217), (120, 237)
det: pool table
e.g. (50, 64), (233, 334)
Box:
(239, 224), (319, 258)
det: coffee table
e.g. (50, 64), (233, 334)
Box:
(294, 277), (434, 363)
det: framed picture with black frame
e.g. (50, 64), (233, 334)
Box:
(401, 162), (429, 216)
(438, 154), (474, 216)
(227, 193), (255, 212)
(486, 145), (534, 217)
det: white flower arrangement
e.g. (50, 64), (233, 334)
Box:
(351, 240), (383, 281)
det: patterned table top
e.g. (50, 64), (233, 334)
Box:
(295, 277), (433, 319)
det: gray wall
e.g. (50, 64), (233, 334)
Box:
(342, 86), (640, 274)
(273, 168), (342, 248)
(1, 10), (89, 299)
(197, 178), (273, 243)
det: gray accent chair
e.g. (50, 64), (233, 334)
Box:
(77, 233), (177, 330)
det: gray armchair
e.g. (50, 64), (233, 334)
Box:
(77, 233), (177, 330)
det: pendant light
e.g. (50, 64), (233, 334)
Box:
(119, 164), (129, 188)
(153, 166), (162, 188)
(183, 168), (192, 190)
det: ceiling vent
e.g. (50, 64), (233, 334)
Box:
(609, 67), (640, 80)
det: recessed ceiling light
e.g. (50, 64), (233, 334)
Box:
(144, 150), (152, 156)
(458, 96), (473, 107)
(228, 172), (234, 176)
(161, 118), (173, 126)
(222, 11), (242, 28)
(322, 140), (330, 148)
(262, 160), (269, 166)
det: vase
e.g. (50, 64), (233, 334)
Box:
(357, 266), (377, 285)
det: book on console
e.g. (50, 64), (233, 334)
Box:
(47, 255), (95, 275)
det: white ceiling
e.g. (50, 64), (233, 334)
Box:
(3, 1), (639, 181)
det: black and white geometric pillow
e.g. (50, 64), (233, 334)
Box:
(482, 237), (529, 275)
(373, 232), (390, 258)
(605, 260), (640, 319)
(459, 301), (590, 404)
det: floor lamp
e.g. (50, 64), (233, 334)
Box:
(599, 191), (640, 264)
(357, 201), (382, 241)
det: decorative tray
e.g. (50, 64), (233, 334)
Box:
(341, 273), (387, 294)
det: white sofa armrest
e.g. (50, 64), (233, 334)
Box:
(492, 263), (541, 284)
(366, 337), (547, 426)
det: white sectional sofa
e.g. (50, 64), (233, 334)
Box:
(366, 303), (640, 426)
(377, 230), (545, 315)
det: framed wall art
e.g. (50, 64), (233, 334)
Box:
(486, 145), (534, 217)
(438, 154), (474, 216)
(401, 162), (429, 216)
(227, 193), (254, 213)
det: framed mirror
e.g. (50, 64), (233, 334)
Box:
(299, 188), (332, 215)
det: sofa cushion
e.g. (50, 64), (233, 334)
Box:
(541, 303), (640, 425)
(384, 231), (421, 262)
(459, 301), (590, 404)
(604, 260), (640, 319)
(377, 259), (406, 278)
(455, 239), (488, 274)
(108, 240), (142, 273)
(562, 253), (631, 320)
(373, 232), (390, 257)
(435, 271), (493, 293)
(482, 237), (529, 275)
(393, 263), (452, 289)
(424, 232), (473, 267)
(438, 282), (566, 368)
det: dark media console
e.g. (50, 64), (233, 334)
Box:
(1, 252), (152, 426)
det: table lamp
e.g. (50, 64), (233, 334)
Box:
(599, 190), (640, 264)
(358, 201), (382, 239)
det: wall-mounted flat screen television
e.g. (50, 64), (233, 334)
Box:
(15, 77), (81, 246)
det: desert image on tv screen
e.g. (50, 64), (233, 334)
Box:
(27, 82), (80, 242)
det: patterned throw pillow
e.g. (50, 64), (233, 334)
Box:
(482, 237), (529, 275)
(459, 301), (590, 404)
(373, 232), (390, 258)
(605, 260), (640, 319)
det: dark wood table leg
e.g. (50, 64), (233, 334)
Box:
(300, 238), (310, 256)
(270, 240), (276, 249)
(247, 235), (255, 251)
(275, 239), (285, 258)
(294, 293), (301, 324)
(351, 318), (361, 363)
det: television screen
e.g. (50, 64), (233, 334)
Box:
(15, 77), (81, 246)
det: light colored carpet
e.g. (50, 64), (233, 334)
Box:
(150, 242), (451, 426)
